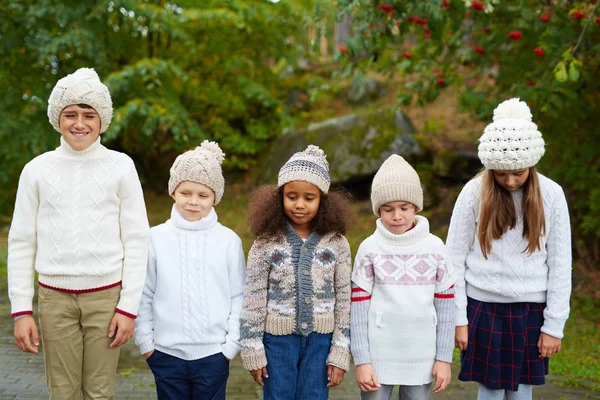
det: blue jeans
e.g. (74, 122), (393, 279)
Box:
(263, 332), (332, 400)
(146, 350), (229, 400)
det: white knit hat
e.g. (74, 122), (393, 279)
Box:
(47, 68), (113, 134)
(478, 98), (545, 170)
(168, 141), (226, 204)
(371, 154), (423, 215)
(278, 145), (330, 193)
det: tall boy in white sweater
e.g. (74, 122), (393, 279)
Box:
(8, 68), (150, 399)
(134, 141), (246, 400)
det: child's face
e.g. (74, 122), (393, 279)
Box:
(379, 201), (418, 234)
(171, 181), (215, 221)
(282, 181), (321, 234)
(492, 168), (530, 191)
(59, 105), (101, 151)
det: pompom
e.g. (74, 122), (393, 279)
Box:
(305, 144), (325, 157)
(74, 67), (100, 80)
(197, 140), (225, 164)
(492, 98), (532, 122)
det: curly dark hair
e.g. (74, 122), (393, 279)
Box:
(248, 185), (354, 239)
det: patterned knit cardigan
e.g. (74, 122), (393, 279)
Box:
(240, 225), (352, 371)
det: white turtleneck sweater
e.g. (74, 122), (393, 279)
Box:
(446, 173), (572, 339)
(351, 216), (455, 385)
(8, 137), (149, 317)
(134, 206), (246, 361)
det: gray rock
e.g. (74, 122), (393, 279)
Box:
(347, 77), (386, 105)
(254, 109), (425, 186)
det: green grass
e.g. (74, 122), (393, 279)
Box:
(1, 185), (599, 391)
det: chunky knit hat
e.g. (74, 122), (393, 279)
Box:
(478, 98), (545, 170)
(277, 145), (330, 193)
(168, 141), (226, 204)
(371, 154), (423, 215)
(47, 68), (113, 134)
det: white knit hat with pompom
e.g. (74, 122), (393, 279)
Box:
(277, 144), (330, 193)
(478, 98), (545, 170)
(47, 68), (113, 133)
(168, 141), (226, 204)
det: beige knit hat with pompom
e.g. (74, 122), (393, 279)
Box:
(168, 141), (226, 204)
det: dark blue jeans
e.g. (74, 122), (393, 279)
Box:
(263, 332), (332, 400)
(146, 350), (229, 400)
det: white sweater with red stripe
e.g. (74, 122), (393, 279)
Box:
(350, 216), (455, 385)
(8, 137), (149, 318)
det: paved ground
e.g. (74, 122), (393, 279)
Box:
(0, 296), (597, 399)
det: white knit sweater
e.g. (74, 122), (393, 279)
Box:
(446, 173), (572, 338)
(8, 137), (149, 317)
(134, 206), (246, 361)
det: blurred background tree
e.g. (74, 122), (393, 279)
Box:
(327, 0), (600, 267)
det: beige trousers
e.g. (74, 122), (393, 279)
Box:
(38, 285), (121, 400)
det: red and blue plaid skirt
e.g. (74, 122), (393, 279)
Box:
(458, 297), (549, 391)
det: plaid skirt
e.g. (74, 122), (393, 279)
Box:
(458, 297), (549, 391)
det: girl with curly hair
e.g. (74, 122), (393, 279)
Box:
(240, 145), (354, 400)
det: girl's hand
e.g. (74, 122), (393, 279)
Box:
(455, 325), (469, 351)
(432, 361), (451, 393)
(327, 365), (345, 387)
(538, 333), (561, 358)
(143, 350), (154, 360)
(355, 363), (381, 392)
(250, 367), (269, 386)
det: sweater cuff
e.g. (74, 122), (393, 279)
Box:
(221, 340), (241, 360)
(11, 298), (34, 318)
(12, 310), (33, 319)
(456, 311), (468, 327)
(139, 340), (155, 355)
(115, 308), (137, 319)
(352, 348), (371, 366)
(540, 318), (565, 339)
(241, 349), (268, 371)
(327, 346), (350, 372)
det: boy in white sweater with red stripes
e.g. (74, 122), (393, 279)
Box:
(7, 68), (150, 399)
(350, 155), (456, 400)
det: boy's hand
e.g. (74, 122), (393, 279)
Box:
(249, 367), (269, 386)
(108, 312), (135, 348)
(327, 365), (345, 387)
(143, 350), (154, 360)
(432, 360), (451, 393)
(538, 333), (561, 358)
(455, 325), (469, 351)
(355, 363), (380, 392)
(14, 316), (39, 353)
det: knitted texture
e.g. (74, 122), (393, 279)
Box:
(8, 137), (149, 317)
(478, 98), (545, 170)
(48, 68), (113, 134)
(134, 206), (246, 361)
(371, 154), (423, 215)
(239, 228), (352, 371)
(351, 215), (455, 385)
(446, 173), (572, 338)
(277, 145), (330, 193)
(168, 140), (225, 204)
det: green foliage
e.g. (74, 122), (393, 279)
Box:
(0, 0), (306, 219)
(331, 0), (600, 266)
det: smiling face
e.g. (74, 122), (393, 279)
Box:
(171, 181), (215, 221)
(492, 168), (530, 191)
(282, 181), (321, 238)
(59, 104), (101, 151)
(379, 201), (418, 235)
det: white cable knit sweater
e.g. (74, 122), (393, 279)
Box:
(8, 137), (149, 317)
(446, 173), (572, 338)
(134, 206), (246, 360)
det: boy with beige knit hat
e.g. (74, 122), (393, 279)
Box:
(8, 67), (150, 398)
(350, 155), (456, 400)
(134, 141), (246, 400)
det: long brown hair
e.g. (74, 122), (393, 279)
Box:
(478, 167), (546, 259)
(248, 185), (354, 240)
